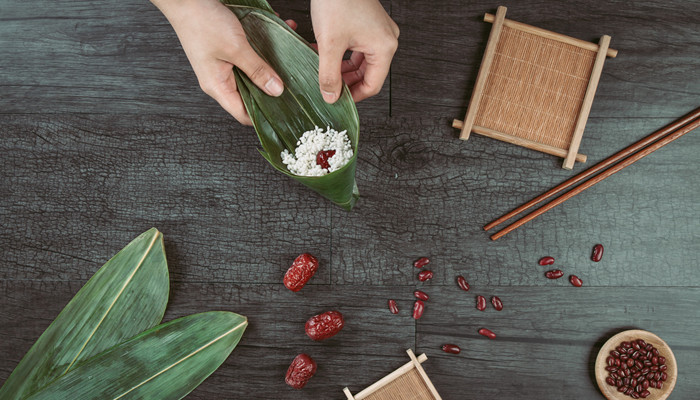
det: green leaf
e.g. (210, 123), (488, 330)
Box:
(224, 0), (361, 210)
(26, 312), (248, 400)
(0, 228), (169, 400)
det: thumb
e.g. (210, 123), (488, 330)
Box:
(234, 45), (284, 97)
(317, 42), (346, 103)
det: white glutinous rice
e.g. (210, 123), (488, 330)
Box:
(281, 126), (353, 176)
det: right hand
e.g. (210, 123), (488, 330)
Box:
(151, 0), (286, 125)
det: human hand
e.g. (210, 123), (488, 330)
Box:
(310, 0), (399, 104)
(151, 0), (290, 125)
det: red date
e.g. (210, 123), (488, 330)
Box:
(285, 353), (317, 389)
(592, 244), (604, 262)
(388, 299), (399, 314)
(456, 275), (470, 291)
(414, 257), (430, 269)
(491, 296), (503, 311)
(315, 149), (336, 169)
(413, 300), (425, 319)
(569, 275), (583, 287)
(414, 290), (429, 301)
(305, 311), (344, 341)
(417, 270), (433, 282)
(476, 295), (486, 311)
(283, 253), (318, 292)
(478, 328), (496, 339)
(441, 344), (461, 354)
(538, 256), (555, 266)
(545, 269), (564, 279)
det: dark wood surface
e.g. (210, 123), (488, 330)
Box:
(1, 1), (698, 399)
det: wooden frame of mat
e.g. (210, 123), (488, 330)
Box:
(453, 6), (617, 169)
(342, 349), (442, 400)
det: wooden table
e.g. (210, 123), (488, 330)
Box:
(1, 1), (698, 399)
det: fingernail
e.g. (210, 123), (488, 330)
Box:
(265, 77), (284, 96)
(322, 90), (337, 103)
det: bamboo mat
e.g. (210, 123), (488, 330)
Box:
(362, 369), (434, 400)
(475, 25), (596, 150)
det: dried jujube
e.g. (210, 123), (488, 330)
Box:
(283, 253), (318, 292)
(305, 311), (344, 341)
(285, 353), (317, 389)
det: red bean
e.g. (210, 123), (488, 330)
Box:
(441, 344), (461, 354)
(592, 244), (604, 262)
(388, 299), (399, 314)
(661, 372), (667, 381)
(491, 296), (504, 311)
(476, 295), (487, 311)
(658, 356), (666, 364)
(417, 270), (433, 282)
(414, 257), (430, 269)
(569, 275), (583, 287)
(659, 364), (667, 371)
(414, 290), (429, 301)
(545, 269), (564, 279)
(456, 275), (470, 291)
(538, 256), (555, 265)
(413, 300), (425, 319)
(640, 390), (650, 398)
(605, 377), (615, 386)
(607, 356), (615, 366)
(478, 328), (496, 339)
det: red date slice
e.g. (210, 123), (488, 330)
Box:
(441, 344), (461, 354)
(476, 295), (487, 311)
(305, 311), (344, 341)
(538, 256), (555, 266)
(316, 150), (336, 169)
(417, 270), (434, 282)
(413, 300), (425, 319)
(284, 253), (319, 292)
(569, 275), (583, 287)
(478, 328), (496, 339)
(388, 299), (399, 314)
(414, 257), (430, 269)
(592, 244), (604, 262)
(414, 290), (429, 301)
(456, 275), (470, 291)
(285, 353), (317, 389)
(545, 269), (564, 279)
(491, 296), (503, 311)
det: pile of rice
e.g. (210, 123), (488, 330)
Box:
(281, 126), (353, 176)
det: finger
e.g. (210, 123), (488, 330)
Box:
(231, 44), (284, 97)
(209, 76), (253, 125)
(341, 51), (364, 73)
(349, 49), (394, 102)
(317, 39), (347, 103)
(285, 19), (297, 31)
(343, 58), (366, 87)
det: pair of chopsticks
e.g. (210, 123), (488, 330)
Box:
(486, 107), (700, 240)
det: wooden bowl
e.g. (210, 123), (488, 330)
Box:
(595, 330), (677, 400)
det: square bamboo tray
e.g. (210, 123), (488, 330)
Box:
(342, 349), (441, 400)
(453, 6), (617, 169)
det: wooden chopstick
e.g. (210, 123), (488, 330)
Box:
(487, 107), (700, 240)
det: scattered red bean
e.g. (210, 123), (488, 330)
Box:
(538, 256), (555, 266)
(545, 269), (564, 279)
(441, 344), (461, 354)
(604, 338), (667, 398)
(414, 257), (430, 269)
(315, 149), (336, 169)
(418, 270), (433, 282)
(491, 296), (503, 311)
(413, 300), (425, 319)
(476, 295), (487, 311)
(388, 299), (399, 314)
(414, 290), (429, 301)
(283, 253), (319, 292)
(592, 244), (604, 262)
(456, 275), (470, 291)
(285, 353), (317, 389)
(569, 275), (583, 287)
(305, 311), (344, 341)
(478, 328), (496, 339)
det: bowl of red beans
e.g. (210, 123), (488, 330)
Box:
(595, 330), (677, 400)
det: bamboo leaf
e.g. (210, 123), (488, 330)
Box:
(0, 228), (169, 399)
(224, 0), (361, 210)
(25, 312), (248, 400)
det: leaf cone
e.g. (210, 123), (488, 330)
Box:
(224, 0), (361, 210)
